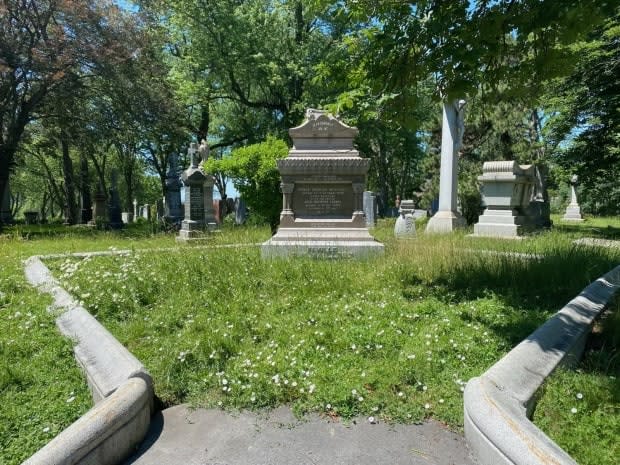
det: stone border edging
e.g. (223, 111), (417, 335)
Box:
(23, 256), (154, 465)
(464, 265), (620, 465)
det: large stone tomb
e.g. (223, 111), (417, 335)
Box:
(261, 109), (384, 258)
(473, 161), (536, 238)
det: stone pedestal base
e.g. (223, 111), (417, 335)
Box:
(562, 205), (583, 221)
(473, 209), (528, 237)
(425, 210), (466, 234)
(176, 220), (208, 243)
(261, 228), (384, 259)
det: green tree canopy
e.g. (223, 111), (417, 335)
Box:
(204, 136), (288, 227)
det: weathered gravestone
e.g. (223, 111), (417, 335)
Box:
(234, 197), (247, 225)
(0, 181), (12, 225)
(141, 204), (151, 220)
(79, 157), (92, 224)
(156, 198), (165, 221)
(562, 175), (584, 222)
(394, 199), (416, 238)
(525, 164), (552, 228)
(363, 191), (377, 227)
(261, 109), (384, 258)
(89, 186), (108, 227)
(164, 152), (183, 223)
(108, 170), (123, 229)
(177, 143), (208, 242)
(24, 211), (39, 225)
(426, 100), (467, 233)
(121, 212), (133, 224)
(198, 139), (217, 229)
(473, 161), (536, 237)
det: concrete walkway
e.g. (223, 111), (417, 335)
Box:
(125, 405), (475, 465)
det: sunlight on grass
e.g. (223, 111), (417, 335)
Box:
(1, 218), (618, 465)
(46, 223), (619, 429)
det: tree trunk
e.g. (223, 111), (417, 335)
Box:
(61, 135), (78, 224)
(0, 146), (13, 229)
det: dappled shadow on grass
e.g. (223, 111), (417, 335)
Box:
(400, 246), (619, 347)
(554, 222), (620, 240)
(1, 222), (169, 241)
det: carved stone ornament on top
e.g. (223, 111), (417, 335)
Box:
(198, 139), (210, 162)
(285, 109), (362, 155)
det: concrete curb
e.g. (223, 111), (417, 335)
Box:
(464, 265), (620, 465)
(23, 256), (154, 465)
(23, 377), (151, 465)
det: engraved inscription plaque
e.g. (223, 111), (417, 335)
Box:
(189, 186), (204, 221)
(293, 183), (353, 218)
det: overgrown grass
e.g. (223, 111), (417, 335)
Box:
(533, 298), (620, 465)
(1, 218), (618, 465)
(46, 222), (619, 429)
(0, 224), (175, 465)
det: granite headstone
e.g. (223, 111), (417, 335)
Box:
(262, 109), (384, 258)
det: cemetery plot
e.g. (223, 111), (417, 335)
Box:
(45, 229), (619, 430)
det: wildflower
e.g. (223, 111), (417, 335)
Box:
(424, 403), (431, 409)
(576, 393), (583, 400)
(43, 426), (50, 433)
(368, 416), (376, 424)
(571, 407), (577, 414)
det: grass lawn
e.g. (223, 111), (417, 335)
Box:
(533, 298), (620, 465)
(0, 224), (175, 464)
(1, 218), (618, 465)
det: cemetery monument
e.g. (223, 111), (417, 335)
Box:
(198, 139), (217, 229)
(0, 181), (12, 224)
(261, 109), (384, 258)
(177, 142), (212, 242)
(562, 175), (584, 221)
(426, 99), (467, 233)
(79, 157), (92, 224)
(108, 169), (123, 229)
(394, 199), (416, 238)
(363, 191), (377, 227)
(164, 152), (183, 223)
(89, 185), (107, 228)
(473, 161), (536, 237)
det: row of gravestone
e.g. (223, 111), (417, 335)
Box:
(362, 161), (584, 240)
(118, 197), (248, 226)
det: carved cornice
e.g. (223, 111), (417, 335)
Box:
(278, 158), (369, 175)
